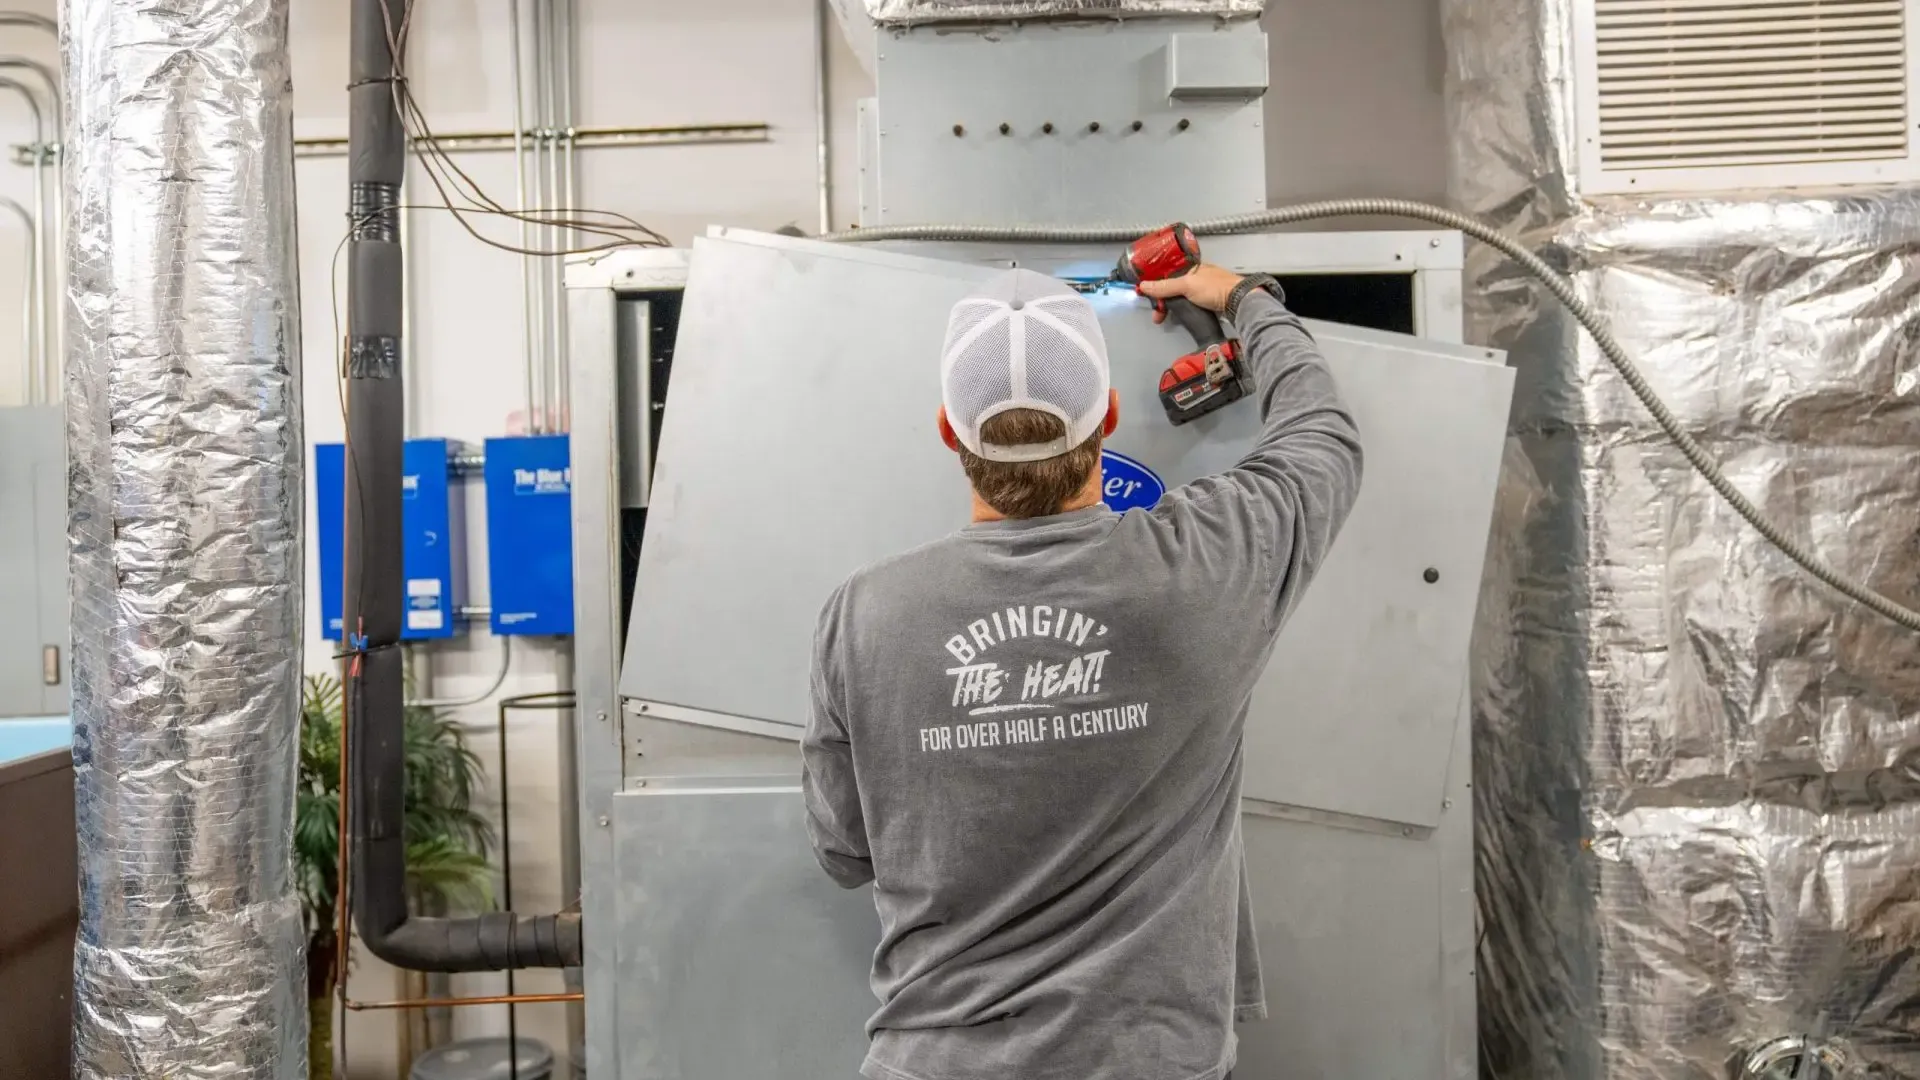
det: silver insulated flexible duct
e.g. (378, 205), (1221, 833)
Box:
(1447, 0), (1920, 1076)
(65, 0), (306, 1075)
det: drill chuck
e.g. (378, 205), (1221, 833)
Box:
(1117, 222), (1202, 285)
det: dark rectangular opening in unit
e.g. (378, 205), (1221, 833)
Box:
(616, 290), (681, 650)
(1266, 272), (1417, 337)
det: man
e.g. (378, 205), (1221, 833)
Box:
(802, 261), (1363, 1080)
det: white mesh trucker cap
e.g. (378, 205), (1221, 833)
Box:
(940, 269), (1111, 464)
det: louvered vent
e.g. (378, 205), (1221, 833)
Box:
(1574, 0), (1920, 193)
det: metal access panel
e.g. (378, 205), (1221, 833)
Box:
(315, 438), (466, 640)
(610, 777), (879, 1080)
(622, 230), (1511, 831)
(0, 406), (67, 717)
(603, 705), (1478, 1080)
(864, 20), (1268, 226)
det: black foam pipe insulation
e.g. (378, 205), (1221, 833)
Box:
(343, 0), (582, 973)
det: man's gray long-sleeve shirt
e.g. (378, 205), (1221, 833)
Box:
(802, 291), (1363, 1080)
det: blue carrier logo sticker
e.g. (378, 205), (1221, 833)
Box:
(1100, 450), (1164, 512)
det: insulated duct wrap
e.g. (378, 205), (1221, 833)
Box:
(65, 0), (306, 1076)
(839, 0), (1258, 23)
(1447, 1), (1920, 1077)
(829, 0), (1262, 79)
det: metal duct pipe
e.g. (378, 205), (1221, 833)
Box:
(64, 0), (306, 1075)
(1446, 0), (1920, 1075)
(344, 0), (582, 973)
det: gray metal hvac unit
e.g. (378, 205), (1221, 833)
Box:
(563, 7), (1511, 1078)
(565, 222), (1510, 1079)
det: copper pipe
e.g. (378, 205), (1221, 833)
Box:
(334, 363), (356, 1046)
(347, 992), (585, 1012)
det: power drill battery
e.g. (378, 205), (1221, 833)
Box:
(1115, 223), (1256, 426)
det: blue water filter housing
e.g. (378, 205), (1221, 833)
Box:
(482, 434), (575, 636)
(315, 438), (465, 641)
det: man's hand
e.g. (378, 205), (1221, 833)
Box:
(1137, 264), (1243, 322)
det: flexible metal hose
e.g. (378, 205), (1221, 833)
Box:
(826, 198), (1920, 631)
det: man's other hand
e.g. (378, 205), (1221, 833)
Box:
(1137, 264), (1242, 322)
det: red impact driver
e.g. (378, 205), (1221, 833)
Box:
(1114, 223), (1255, 426)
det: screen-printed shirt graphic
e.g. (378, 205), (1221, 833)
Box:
(927, 605), (1142, 753)
(802, 293), (1363, 1080)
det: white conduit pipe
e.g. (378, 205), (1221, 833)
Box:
(554, 0), (576, 424)
(0, 75), (41, 400)
(540, 0), (562, 430)
(0, 56), (59, 397)
(509, 0), (537, 433)
(0, 194), (33, 402)
(410, 635), (515, 709)
(0, 17), (59, 400)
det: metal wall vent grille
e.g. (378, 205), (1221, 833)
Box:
(1574, 0), (1920, 193)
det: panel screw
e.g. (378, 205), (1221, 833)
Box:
(999, 122), (1011, 135)
(952, 123), (965, 136)
(598, 710), (610, 721)
(1131, 120), (1143, 132)
(1088, 121), (1101, 132)
(1423, 568), (1440, 583)
(597, 815), (610, 828)
(1401, 826), (1414, 837)
(1177, 118), (1191, 131)
(1442, 798), (1453, 809)
(1042, 122), (1055, 134)
(1430, 238), (1442, 248)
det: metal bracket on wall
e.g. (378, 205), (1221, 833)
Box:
(5, 141), (53, 167)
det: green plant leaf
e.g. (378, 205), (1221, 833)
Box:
(295, 669), (500, 937)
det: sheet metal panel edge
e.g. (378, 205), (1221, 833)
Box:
(624, 231), (1511, 830)
(611, 778), (879, 1079)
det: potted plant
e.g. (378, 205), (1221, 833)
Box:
(295, 673), (495, 1080)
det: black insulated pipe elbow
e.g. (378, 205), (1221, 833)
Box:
(343, 0), (583, 975)
(368, 912), (585, 974)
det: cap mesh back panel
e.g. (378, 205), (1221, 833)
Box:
(1022, 317), (1105, 422)
(946, 318), (1015, 432)
(1033, 297), (1107, 366)
(945, 302), (1002, 351)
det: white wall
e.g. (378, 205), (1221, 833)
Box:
(9, 0), (1447, 1073)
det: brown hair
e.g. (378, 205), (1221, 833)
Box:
(958, 408), (1102, 519)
